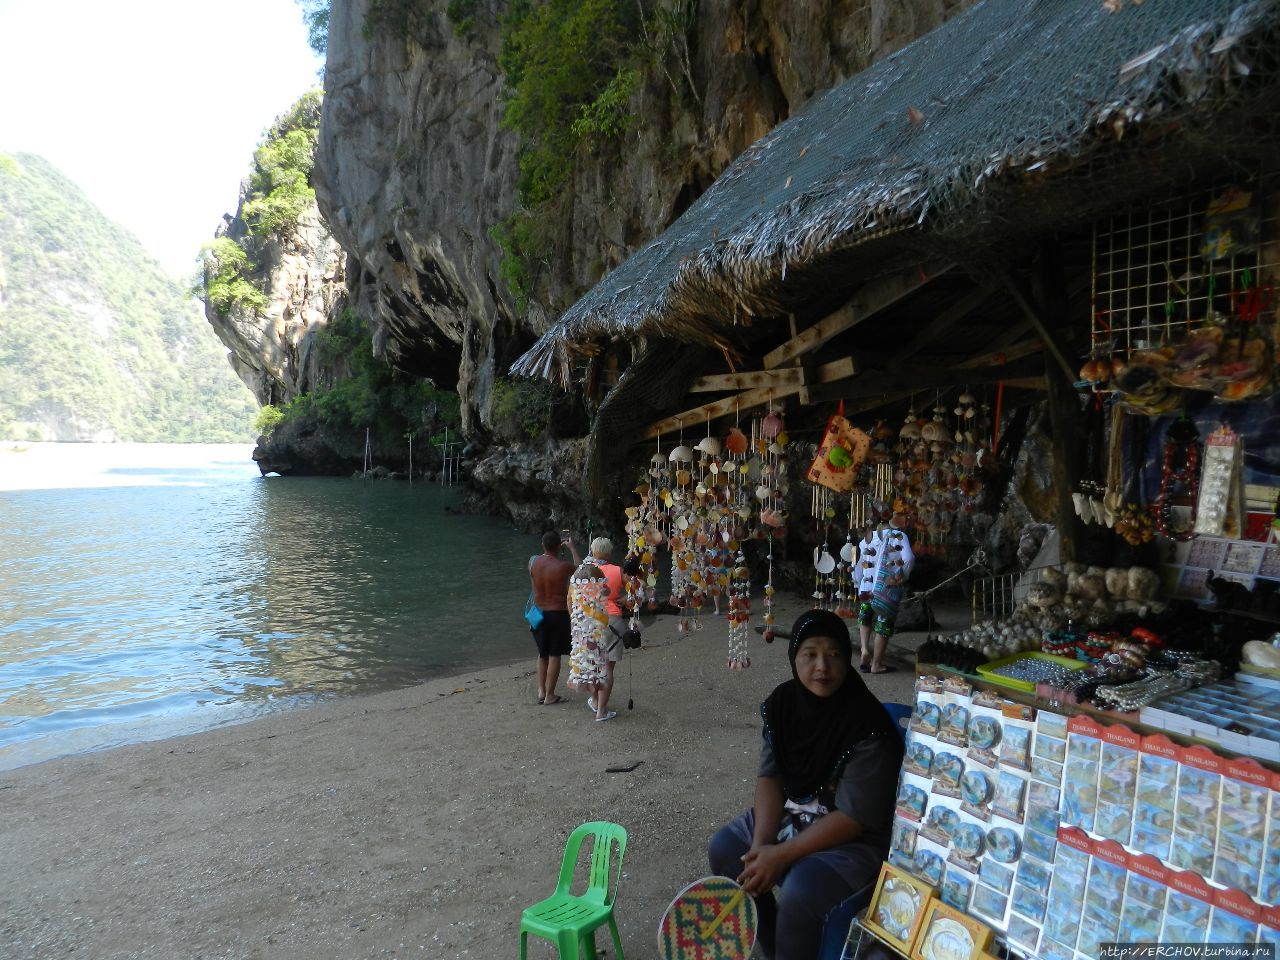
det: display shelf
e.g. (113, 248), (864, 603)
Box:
(1165, 534), (1280, 602)
(1216, 607), (1280, 627)
(843, 911), (912, 960)
(917, 660), (1280, 774)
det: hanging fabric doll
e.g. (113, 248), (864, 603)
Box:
(863, 513), (914, 673)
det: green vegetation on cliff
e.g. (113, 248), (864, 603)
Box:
(197, 92), (322, 319)
(0, 153), (256, 442)
(267, 308), (462, 448)
(498, 0), (642, 207)
(243, 93), (322, 239)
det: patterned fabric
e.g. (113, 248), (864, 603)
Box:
(658, 876), (756, 960)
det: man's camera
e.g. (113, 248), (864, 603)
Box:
(622, 627), (643, 649)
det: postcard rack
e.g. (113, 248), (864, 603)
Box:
(873, 673), (1280, 960)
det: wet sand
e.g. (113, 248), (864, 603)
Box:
(1, 595), (940, 960)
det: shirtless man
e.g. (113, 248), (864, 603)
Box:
(529, 530), (580, 705)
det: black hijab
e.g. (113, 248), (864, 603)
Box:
(761, 609), (898, 801)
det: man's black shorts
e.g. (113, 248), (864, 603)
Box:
(533, 610), (572, 657)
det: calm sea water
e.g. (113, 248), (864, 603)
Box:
(0, 443), (540, 770)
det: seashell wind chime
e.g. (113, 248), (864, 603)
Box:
(894, 392), (991, 552)
(807, 480), (867, 617)
(624, 405), (790, 670)
(753, 407), (787, 649)
(567, 568), (610, 689)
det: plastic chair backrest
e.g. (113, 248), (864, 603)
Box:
(554, 821), (628, 907)
(883, 702), (912, 744)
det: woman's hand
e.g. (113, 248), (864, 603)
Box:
(737, 843), (791, 896)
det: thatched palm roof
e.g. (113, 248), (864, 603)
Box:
(512, 0), (1280, 386)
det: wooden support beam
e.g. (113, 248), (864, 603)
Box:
(650, 357), (857, 435)
(842, 388), (917, 416)
(689, 368), (802, 392)
(688, 357), (856, 393)
(996, 376), (1049, 391)
(838, 368), (1047, 416)
(1036, 238), (1085, 563)
(806, 355), (1043, 406)
(763, 259), (953, 369)
(1003, 272), (1078, 383)
(956, 338), (1043, 369)
(645, 383), (801, 438)
(887, 283), (995, 365)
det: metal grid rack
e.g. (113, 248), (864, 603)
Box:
(1090, 170), (1280, 355)
(972, 570), (1020, 624)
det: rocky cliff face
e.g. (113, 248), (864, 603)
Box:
(313, 0), (975, 441)
(204, 203), (347, 408)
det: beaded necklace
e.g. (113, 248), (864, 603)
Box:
(1152, 418), (1200, 542)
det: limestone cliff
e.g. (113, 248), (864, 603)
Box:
(204, 202), (347, 408)
(313, 0), (975, 441)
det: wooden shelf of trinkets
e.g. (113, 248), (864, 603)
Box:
(914, 660), (1280, 774)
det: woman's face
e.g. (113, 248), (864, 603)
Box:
(794, 635), (848, 697)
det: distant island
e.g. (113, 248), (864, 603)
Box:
(0, 152), (256, 442)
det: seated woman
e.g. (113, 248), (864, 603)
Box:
(708, 609), (904, 960)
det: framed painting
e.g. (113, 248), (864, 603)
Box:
(909, 899), (993, 960)
(862, 862), (936, 954)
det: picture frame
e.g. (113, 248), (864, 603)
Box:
(941, 867), (973, 911)
(992, 770), (1027, 823)
(1131, 751), (1178, 860)
(1030, 756), (1063, 787)
(998, 723), (1032, 770)
(904, 739), (936, 778)
(978, 857), (1014, 894)
(1023, 827), (1057, 864)
(862, 862), (936, 954)
(969, 883), (1008, 927)
(1026, 781), (1061, 838)
(1006, 914), (1041, 953)
(1036, 710), (1068, 741)
(909, 899), (993, 960)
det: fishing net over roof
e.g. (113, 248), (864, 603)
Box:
(512, 0), (1280, 386)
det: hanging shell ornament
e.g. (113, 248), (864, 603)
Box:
(762, 411), (783, 439)
(814, 546), (836, 575)
(725, 428), (749, 455)
(669, 444), (693, 462)
(696, 436), (722, 457)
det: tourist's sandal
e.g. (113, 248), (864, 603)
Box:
(595, 710), (618, 722)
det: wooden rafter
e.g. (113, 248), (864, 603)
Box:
(689, 357), (856, 393)
(649, 357), (856, 436)
(807, 353), (1043, 406)
(644, 383), (799, 438)
(956, 338), (1043, 369)
(1002, 272), (1078, 382)
(762, 258), (953, 369)
(886, 283), (995, 365)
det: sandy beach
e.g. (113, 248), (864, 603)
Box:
(1, 594), (935, 960)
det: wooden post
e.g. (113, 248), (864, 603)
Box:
(1036, 238), (1085, 564)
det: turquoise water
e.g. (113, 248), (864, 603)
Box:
(0, 443), (539, 769)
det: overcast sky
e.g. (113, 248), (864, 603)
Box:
(0, 0), (323, 277)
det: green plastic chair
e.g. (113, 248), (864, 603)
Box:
(519, 821), (627, 960)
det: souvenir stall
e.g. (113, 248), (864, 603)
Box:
(841, 181), (1280, 960)
(622, 404), (792, 669)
